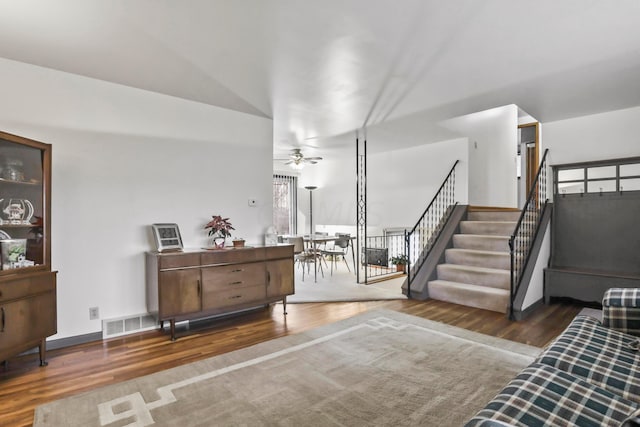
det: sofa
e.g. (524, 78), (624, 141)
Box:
(466, 288), (640, 427)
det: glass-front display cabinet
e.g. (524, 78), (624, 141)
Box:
(0, 131), (56, 367)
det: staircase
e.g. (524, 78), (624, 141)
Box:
(428, 209), (520, 313)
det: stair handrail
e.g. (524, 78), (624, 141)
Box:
(508, 148), (549, 319)
(405, 160), (459, 297)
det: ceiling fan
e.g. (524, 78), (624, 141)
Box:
(274, 148), (322, 169)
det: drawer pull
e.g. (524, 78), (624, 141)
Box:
(230, 281), (243, 285)
(229, 295), (242, 300)
(231, 269), (243, 273)
(1, 307), (4, 333)
(197, 279), (201, 296)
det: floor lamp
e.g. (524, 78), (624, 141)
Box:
(305, 186), (317, 236)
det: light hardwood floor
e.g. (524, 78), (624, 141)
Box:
(0, 299), (582, 427)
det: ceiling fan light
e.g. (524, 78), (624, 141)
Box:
(290, 161), (305, 170)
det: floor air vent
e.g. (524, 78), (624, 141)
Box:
(102, 313), (158, 338)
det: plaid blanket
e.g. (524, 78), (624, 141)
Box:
(603, 288), (640, 336)
(465, 363), (639, 427)
(536, 315), (640, 403)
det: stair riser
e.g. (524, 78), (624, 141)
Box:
(468, 211), (521, 221)
(460, 221), (515, 236)
(445, 250), (510, 270)
(428, 281), (509, 313)
(437, 265), (509, 289)
(453, 235), (510, 252)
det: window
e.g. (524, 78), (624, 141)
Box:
(555, 159), (640, 195)
(273, 174), (297, 235)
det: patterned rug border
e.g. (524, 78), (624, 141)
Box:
(34, 309), (541, 426)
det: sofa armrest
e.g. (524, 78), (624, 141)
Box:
(603, 288), (640, 336)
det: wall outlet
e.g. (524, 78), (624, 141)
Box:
(89, 306), (100, 320)
(248, 199), (257, 207)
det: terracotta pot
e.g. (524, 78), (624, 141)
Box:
(233, 239), (245, 248)
(396, 264), (405, 273)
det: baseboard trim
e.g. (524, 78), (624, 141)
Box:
(15, 331), (103, 358)
(511, 298), (544, 321)
(47, 332), (103, 350)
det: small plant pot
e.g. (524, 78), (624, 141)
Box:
(396, 264), (405, 273)
(232, 239), (245, 248)
(211, 236), (226, 249)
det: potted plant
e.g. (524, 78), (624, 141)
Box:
(204, 215), (235, 248)
(232, 237), (246, 248)
(390, 254), (409, 273)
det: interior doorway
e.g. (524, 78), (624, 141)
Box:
(517, 122), (539, 208)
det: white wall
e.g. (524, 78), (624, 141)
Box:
(543, 105), (640, 165)
(441, 105), (518, 207)
(294, 138), (469, 235)
(0, 58), (273, 339)
(522, 222), (550, 310)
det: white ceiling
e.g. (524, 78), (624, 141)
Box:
(1, 1), (639, 156)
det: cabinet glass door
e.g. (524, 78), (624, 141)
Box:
(0, 133), (50, 273)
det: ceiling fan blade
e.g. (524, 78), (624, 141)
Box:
(275, 148), (322, 168)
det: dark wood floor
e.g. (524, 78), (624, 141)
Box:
(0, 299), (582, 427)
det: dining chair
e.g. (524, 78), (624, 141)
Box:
(287, 236), (323, 280)
(321, 234), (351, 275)
(311, 231), (330, 252)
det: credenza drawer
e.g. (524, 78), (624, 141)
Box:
(159, 253), (201, 270)
(203, 284), (266, 310)
(201, 248), (265, 265)
(201, 263), (265, 291)
(0, 272), (56, 303)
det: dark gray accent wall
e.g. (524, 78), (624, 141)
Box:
(545, 190), (640, 304)
(552, 192), (640, 275)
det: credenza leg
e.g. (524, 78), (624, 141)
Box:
(39, 339), (48, 366)
(283, 296), (288, 315)
(170, 319), (176, 341)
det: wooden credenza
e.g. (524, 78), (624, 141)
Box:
(146, 245), (294, 340)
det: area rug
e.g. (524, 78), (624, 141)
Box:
(287, 269), (407, 303)
(34, 309), (540, 426)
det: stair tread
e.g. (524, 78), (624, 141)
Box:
(429, 279), (509, 295)
(447, 248), (510, 256)
(459, 221), (516, 237)
(438, 263), (510, 275)
(461, 220), (517, 224)
(454, 234), (510, 240)
(428, 279), (510, 313)
(456, 234), (509, 238)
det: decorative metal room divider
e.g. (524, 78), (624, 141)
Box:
(356, 133), (367, 284)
